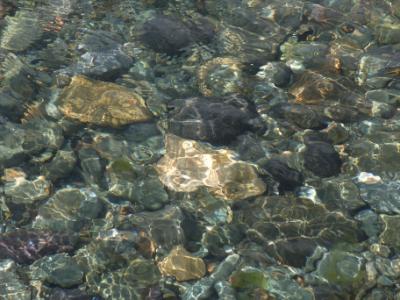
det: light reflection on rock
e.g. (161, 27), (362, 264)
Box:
(158, 246), (206, 281)
(156, 134), (266, 201)
(57, 75), (153, 127)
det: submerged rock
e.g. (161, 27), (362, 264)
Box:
(380, 215), (400, 251)
(304, 140), (342, 177)
(33, 187), (103, 232)
(140, 15), (213, 55)
(167, 96), (259, 145)
(314, 250), (365, 288)
(156, 134), (266, 201)
(158, 246), (206, 281)
(3, 174), (51, 205)
(197, 57), (245, 97)
(0, 10), (42, 51)
(0, 260), (31, 299)
(237, 195), (366, 267)
(57, 75), (153, 127)
(72, 30), (133, 79)
(30, 253), (84, 288)
(92, 258), (160, 300)
(262, 158), (304, 191)
(0, 229), (76, 264)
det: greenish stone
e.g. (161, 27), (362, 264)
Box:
(315, 250), (365, 287)
(30, 254), (84, 288)
(264, 266), (314, 300)
(354, 209), (381, 238)
(93, 258), (161, 300)
(379, 214), (400, 251)
(107, 161), (168, 211)
(4, 176), (51, 205)
(33, 187), (103, 232)
(0, 260), (31, 300)
(230, 267), (268, 289)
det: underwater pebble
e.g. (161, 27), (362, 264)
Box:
(158, 246), (206, 281)
(156, 134), (266, 201)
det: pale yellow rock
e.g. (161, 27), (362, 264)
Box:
(57, 75), (153, 127)
(158, 246), (206, 281)
(155, 134), (266, 200)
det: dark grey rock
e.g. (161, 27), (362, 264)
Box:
(304, 141), (342, 177)
(168, 96), (260, 145)
(262, 158), (304, 191)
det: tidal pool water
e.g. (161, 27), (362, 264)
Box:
(0, 0), (399, 299)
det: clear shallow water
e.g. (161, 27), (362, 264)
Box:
(0, 0), (399, 299)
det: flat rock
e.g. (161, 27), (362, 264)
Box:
(57, 75), (152, 127)
(156, 134), (266, 200)
(158, 246), (206, 281)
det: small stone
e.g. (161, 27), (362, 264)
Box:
(57, 75), (152, 127)
(33, 187), (103, 232)
(167, 96), (257, 145)
(156, 135), (266, 201)
(358, 181), (400, 214)
(41, 150), (77, 182)
(357, 172), (382, 184)
(0, 260), (31, 299)
(158, 246), (206, 281)
(370, 244), (391, 257)
(304, 141), (342, 177)
(379, 215), (400, 251)
(354, 209), (381, 238)
(315, 250), (365, 287)
(30, 253), (84, 288)
(140, 15), (193, 55)
(230, 267), (268, 289)
(4, 175), (51, 205)
(323, 122), (350, 144)
(262, 158), (304, 191)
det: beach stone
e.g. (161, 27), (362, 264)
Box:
(358, 181), (400, 214)
(156, 134), (266, 200)
(158, 246), (206, 281)
(0, 260), (31, 300)
(41, 149), (77, 182)
(230, 267), (268, 289)
(73, 30), (132, 79)
(262, 158), (304, 191)
(140, 15), (193, 55)
(354, 209), (381, 238)
(30, 253), (84, 288)
(3, 174), (51, 205)
(57, 75), (152, 127)
(140, 15), (213, 55)
(168, 96), (257, 145)
(315, 250), (365, 287)
(304, 141), (342, 177)
(33, 187), (103, 232)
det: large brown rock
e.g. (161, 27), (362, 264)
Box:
(57, 75), (152, 127)
(155, 134), (266, 200)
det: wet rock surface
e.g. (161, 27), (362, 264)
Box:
(0, 0), (398, 298)
(57, 75), (153, 127)
(167, 96), (259, 145)
(158, 246), (206, 281)
(156, 134), (266, 200)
